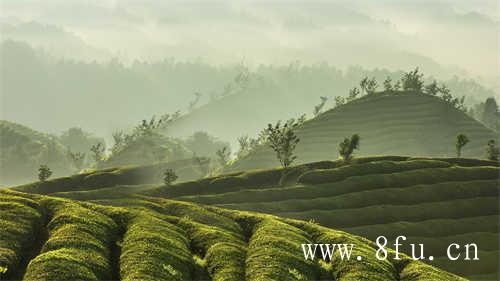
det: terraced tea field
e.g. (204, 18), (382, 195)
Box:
(148, 157), (499, 280)
(229, 92), (498, 172)
(0, 188), (465, 281)
(7, 156), (498, 280)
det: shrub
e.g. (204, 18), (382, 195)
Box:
(163, 169), (178, 186)
(486, 139), (499, 161)
(38, 164), (52, 181)
(455, 134), (469, 158)
(338, 134), (360, 161)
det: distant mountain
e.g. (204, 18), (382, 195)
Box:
(228, 91), (498, 172)
(0, 21), (109, 61)
(1, 39), (497, 141)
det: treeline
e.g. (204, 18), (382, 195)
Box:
(313, 68), (499, 131)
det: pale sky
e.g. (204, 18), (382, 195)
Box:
(1, 0), (499, 79)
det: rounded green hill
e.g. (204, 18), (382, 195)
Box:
(228, 92), (497, 172)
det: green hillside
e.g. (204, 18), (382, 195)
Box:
(13, 156), (499, 280)
(11, 158), (206, 196)
(0, 188), (465, 281)
(0, 120), (73, 185)
(228, 92), (497, 172)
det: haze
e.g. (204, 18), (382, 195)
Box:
(0, 0), (498, 141)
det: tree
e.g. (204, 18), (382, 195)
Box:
(394, 80), (401, 91)
(401, 68), (424, 92)
(188, 92), (202, 111)
(313, 96), (328, 116)
(184, 131), (230, 159)
(365, 77), (378, 94)
(193, 155), (211, 176)
(359, 77), (369, 95)
(133, 113), (181, 138)
(264, 121), (300, 169)
(216, 146), (231, 166)
(346, 88), (360, 102)
(163, 168), (178, 186)
(455, 134), (469, 158)
(68, 150), (85, 171)
(481, 97), (498, 131)
(90, 142), (105, 163)
(38, 164), (52, 181)
(334, 96), (346, 107)
(451, 96), (467, 112)
(59, 127), (104, 155)
(486, 140), (499, 161)
(111, 131), (126, 154)
(237, 135), (251, 158)
(383, 77), (393, 91)
(338, 134), (360, 161)
(438, 84), (452, 102)
(424, 80), (439, 96)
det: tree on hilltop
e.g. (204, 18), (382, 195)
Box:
(365, 78), (378, 94)
(401, 68), (424, 92)
(424, 80), (439, 96)
(216, 146), (231, 167)
(90, 142), (105, 163)
(383, 77), (393, 91)
(347, 87), (360, 102)
(313, 96), (329, 116)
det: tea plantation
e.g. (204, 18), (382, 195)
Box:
(1, 188), (465, 281)
(6, 156), (499, 280)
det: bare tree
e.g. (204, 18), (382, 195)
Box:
(313, 96), (329, 116)
(216, 146), (231, 167)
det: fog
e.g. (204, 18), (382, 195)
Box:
(0, 0), (498, 142)
(1, 0), (498, 78)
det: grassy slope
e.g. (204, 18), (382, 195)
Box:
(228, 92), (498, 172)
(0, 189), (464, 281)
(10, 158), (204, 195)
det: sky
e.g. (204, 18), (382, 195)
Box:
(1, 0), (498, 80)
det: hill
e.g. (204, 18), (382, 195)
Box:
(0, 187), (465, 281)
(0, 120), (73, 185)
(11, 158), (207, 196)
(228, 92), (498, 172)
(98, 134), (192, 169)
(14, 156), (499, 280)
